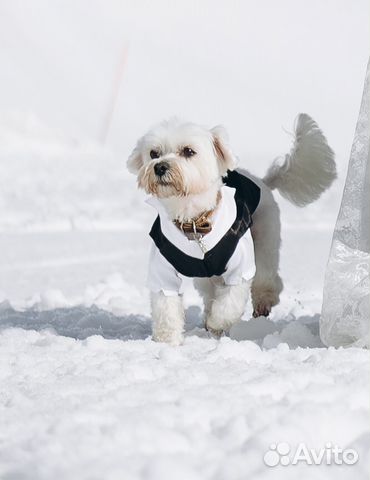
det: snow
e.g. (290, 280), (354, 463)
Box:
(1, 329), (369, 480)
(1, 1), (369, 479)
(1, 130), (369, 478)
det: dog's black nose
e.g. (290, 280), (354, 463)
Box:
(154, 162), (169, 177)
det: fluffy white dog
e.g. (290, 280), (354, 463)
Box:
(127, 114), (336, 345)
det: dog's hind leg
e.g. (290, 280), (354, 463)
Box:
(250, 181), (283, 317)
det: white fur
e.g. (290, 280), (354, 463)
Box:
(127, 119), (236, 221)
(160, 181), (222, 221)
(194, 277), (250, 335)
(128, 115), (336, 345)
(242, 171), (284, 317)
(151, 291), (184, 345)
(263, 113), (337, 206)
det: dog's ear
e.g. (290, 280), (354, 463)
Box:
(127, 143), (144, 174)
(210, 125), (237, 175)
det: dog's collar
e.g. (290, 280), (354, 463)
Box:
(173, 191), (221, 237)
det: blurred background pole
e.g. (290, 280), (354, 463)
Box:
(99, 43), (129, 144)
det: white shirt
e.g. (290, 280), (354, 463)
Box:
(146, 186), (255, 295)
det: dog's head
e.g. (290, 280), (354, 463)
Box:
(127, 119), (237, 198)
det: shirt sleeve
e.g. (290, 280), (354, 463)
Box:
(222, 231), (256, 285)
(146, 243), (183, 296)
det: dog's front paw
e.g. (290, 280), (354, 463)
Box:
(205, 282), (248, 334)
(205, 320), (224, 338)
(151, 291), (184, 346)
(152, 330), (184, 346)
(205, 314), (233, 336)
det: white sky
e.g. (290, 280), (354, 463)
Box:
(0, 0), (369, 175)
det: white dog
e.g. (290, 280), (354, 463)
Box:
(127, 114), (336, 345)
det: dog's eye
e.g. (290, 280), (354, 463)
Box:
(182, 147), (196, 158)
(150, 150), (160, 159)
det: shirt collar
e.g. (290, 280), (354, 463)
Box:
(146, 186), (237, 259)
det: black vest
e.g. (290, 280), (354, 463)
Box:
(149, 170), (260, 278)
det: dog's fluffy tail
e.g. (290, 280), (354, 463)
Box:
(263, 113), (336, 207)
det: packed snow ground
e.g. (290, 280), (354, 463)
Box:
(1, 329), (369, 480)
(0, 116), (369, 480)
